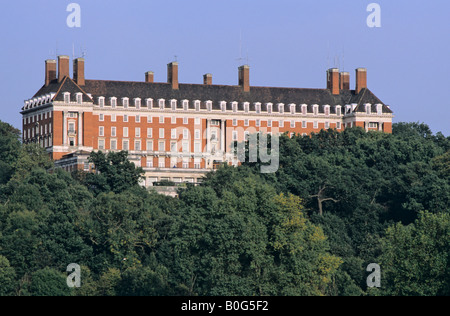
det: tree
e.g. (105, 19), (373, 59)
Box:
(27, 267), (72, 296)
(0, 255), (17, 296)
(85, 151), (144, 194)
(379, 211), (450, 296)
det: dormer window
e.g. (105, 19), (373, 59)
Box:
(220, 101), (227, 112)
(301, 104), (307, 115)
(146, 98), (153, 109)
(336, 106), (342, 116)
(110, 97), (117, 108)
(313, 104), (319, 116)
(159, 99), (165, 110)
(64, 92), (70, 104)
(255, 102), (261, 114)
(134, 98), (141, 109)
(206, 100), (213, 112)
(183, 100), (189, 111)
(278, 103), (284, 114)
(266, 103), (273, 114)
(377, 104), (383, 115)
(98, 97), (105, 107)
(122, 98), (129, 108)
(194, 100), (201, 112)
(365, 104), (371, 115)
(244, 102), (250, 113)
(232, 102), (238, 113)
(171, 99), (177, 111)
(324, 105), (330, 116)
(290, 104), (296, 115)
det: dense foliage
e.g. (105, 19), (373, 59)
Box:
(0, 120), (448, 296)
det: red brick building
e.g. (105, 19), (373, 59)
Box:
(21, 56), (393, 186)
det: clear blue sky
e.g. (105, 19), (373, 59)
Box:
(1, 0), (449, 135)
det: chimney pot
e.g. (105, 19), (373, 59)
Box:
(340, 72), (350, 90)
(58, 55), (70, 83)
(45, 59), (57, 86)
(203, 73), (212, 85)
(355, 68), (367, 94)
(239, 65), (250, 92)
(145, 71), (154, 83)
(167, 62), (179, 90)
(73, 58), (85, 86)
(327, 68), (340, 95)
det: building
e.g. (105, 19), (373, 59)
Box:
(21, 56), (393, 187)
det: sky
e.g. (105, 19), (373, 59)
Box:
(0, 0), (449, 135)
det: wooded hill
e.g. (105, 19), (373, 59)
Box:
(0, 120), (449, 296)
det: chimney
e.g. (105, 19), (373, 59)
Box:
(45, 59), (57, 86)
(340, 72), (350, 90)
(145, 71), (154, 83)
(58, 55), (70, 83)
(355, 68), (367, 94)
(239, 65), (250, 92)
(327, 68), (340, 95)
(203, 73), (212, 85)
(167, 62), (179, 90)
(73, 58), (85, 86)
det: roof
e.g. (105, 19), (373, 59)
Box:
(31, 76), (393, 114)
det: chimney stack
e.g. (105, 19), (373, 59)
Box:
(340, 72), (350, 90)
(145, 71), (154, 83)
(167, 62), (179, 90)
(203, 73), (212, 85)
(58, 55), (70, 83)
(327, 68), (340, 95)
(239, 65), (250, 92)
(45, 59), (57, 86)
(73, 58), (85, 86)
(355, 68), (367, 94)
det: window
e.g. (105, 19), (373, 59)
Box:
(99, 114), (104, 121)
(159, 116), (164, 124)
(244, 119), (249, 127)
(170, 141), (177, 152)
(336, 122), (341, 129)
(111, 114), (116, 122)
(159, 99), (165, 110)
(64, 93), (70, 104)
(233, 119), (237, 126)
(313, 105), (319, 116)
(98, 139), (105, 150)
(158, 141), (165, 152)
(266, 103), (273, 114)
(99, 97), (105, 107)
(279, 120), (284, 128)
(76, 93), (83, 104)
(368, 122), (378, 128)
(123, 127), (128, 138)
(183, 162), (189, 169)
(135, 127), (141, 138)
(302, 121), (307, 129)
(313, 121), (318, 129)
(99, 126), (104, 137)
(195, 100), (200, 112)
(244, 102), (249, 113)
(111, 97), (117, 108)
(135, 98), (141, 109)
(136, 115), (140, 123)
(171, 116), (177, 124)
(206, 101), (212, 112)
(256, 119), (260, 127)
(325, 121), (330, 129)
(135, 140), (141, 151)
(146, 140), (153, 151)
(183, 117), (188, 125)
(123, 98), (129, 108)
(147, 128), (153, 138)
(221, 101), (226, 112)
(195, 129), (201, 140)
(182, 141), (189, 153)
(68, 122), (76, 134)
(159, 128), (165, 139)
(171, 100), (177, 111)
(123, 140), (129, 151)
(232, 102), (238, 113)
(290, 104), (296, 115)
(123, 115), (128, 122)
(255, 103), (261, 114)
(171, 128), (177, 139)
(336, 106), (342, 116)
(194, 142), (201, 153)
(146, 98), (153, 109)
(111, 140), (117, 150)
(366, 104), (371, 115)
(244, 131), (249, 141)
(377, 104), (383, 115)
(302, 105), (307, 115)
(324, 106), (330, 116)
(183, 129), (189, 140)
(290, 120), (295, 128)
(268, 120), (272, 127)
(278, 104), (284, 114)
(195, 117), (201, 125)
(111, 127), (117, 137)
(69, 137), (75, 147)
(147, 116), (152, 123)
(183, 100), (189, 111)
(147, 161), (154, 168)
